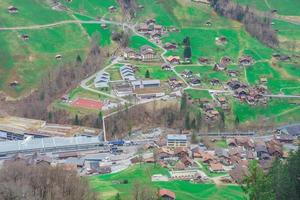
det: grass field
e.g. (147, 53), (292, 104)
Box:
(0, 24), (89, 97)
(0, 0), (71, 26)
(61, 0), (122, 20)
(232, 98), (300, 123)
(235, 0), (300, 16)
(184, 89), (212, 100)
(89, 163), (245, 200)
(136, 65), (176, 81)
(128, 35), (158, 50)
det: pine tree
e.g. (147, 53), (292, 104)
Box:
(180, 93), (187, 113)
(145, 70), (150, 78)
(115, 193), (121, 200)
(74, 114), (80, 125)
(185, 114), (190, 130)
(183, 46), (192, 59)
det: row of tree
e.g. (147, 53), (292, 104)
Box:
(243, 149), (300, 200)
(210, 0), (278, 48)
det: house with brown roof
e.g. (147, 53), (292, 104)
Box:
(174, 147), (189, 158)
(174, 161), (186, 170)
(209, 162), (225, 173)
(157, 147), (174, 159)
(164, 42), (177, 50)
(180, 156), (193, 167)
(266, 139), (283, 157)
(159, 189), (176, 200)
(167, 56), (180, 64)
(229, 164), (249, 183)
(140, 45), (156, 61)
(198, 57), (210, 64)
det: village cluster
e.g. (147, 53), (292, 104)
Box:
(133, 131), (297, 186)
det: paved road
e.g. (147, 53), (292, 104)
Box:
(264, 94), (300, 98)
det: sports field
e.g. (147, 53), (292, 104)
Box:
(89, 164), (245, 200)
(71, 98), (103, 110)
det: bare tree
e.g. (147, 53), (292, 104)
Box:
(0, 160), (99, 200)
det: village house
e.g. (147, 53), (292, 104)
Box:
(108, 6), (116, 13)
(189, 77), (201, 86)
(140, 45), (157, 61)
(181, 70), (193, 78)
(123, 48), (137, 59)
(100, 23), (108, 29)
(174, 147), (189, 158)
(137, 23), (149, 33)
(167, 56), (180, 64)
(180, 156), (194, 167)
(167, 134), (188, 147)
(210, 78), (220, 86)
(214, 63), (227, 71)
(164, 42), (177, 50)
(220, 56), (232, 65)
(239, 55), (254, 66)
(234, 136), (255, 150)
(8, 6), (18, 13)
(266, 139), (283, 157)
(209, 162), (225, 173)
(168, 77), (183, 89)
(161, 63), (172, 71)
(198, 57), (210, 64)
(20, 34), (29, 41)
(159, 189), (176, 200)
(255, 143), (269, 159)
(227, 70), (239, 77)
(215, 36), (227, 45)
(156, 147), (174, 160)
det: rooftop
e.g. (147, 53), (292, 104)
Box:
(167, 134), (187, 140)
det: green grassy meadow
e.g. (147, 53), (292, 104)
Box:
(89, 163), (245, 200)
(184, 89), (212, 100)
(235, 0), (300, 16)
(0, 24), (89, 96)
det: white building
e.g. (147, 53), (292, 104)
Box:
(167, 134), (187, 147)
(94, 72), (110, 88)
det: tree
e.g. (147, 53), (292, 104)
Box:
(132, 181), (158, 200)
(74, 114), (80, 125)
(76, 55), (82, 63)
(183, 46), (192, 59)
(243, 161), (272, 200)
(180, 93), (188, 113)
(184, 113), (190, 130)
(145, 70), (150, 78)
(191, 131), (198, 144)
(0, 160), (98, 200)
(115, 193), (121, 200)
(235, 115), (240, 129)
(182, 36), (190, 46)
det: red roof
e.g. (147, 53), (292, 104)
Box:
(159, 189), (176, 199)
